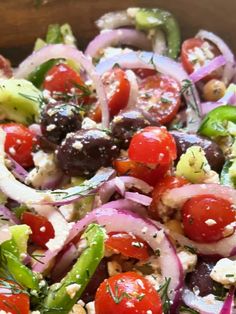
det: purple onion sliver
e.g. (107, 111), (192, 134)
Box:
(124, 191), (152, 206)
(190, 55), (226, 83)
(220, 287), (235, 314)
(7, 155), (28, 182)
(0, 205), (20, 224)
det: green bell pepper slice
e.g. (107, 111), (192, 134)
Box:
(198, 105), (236, 138)
(135, 8), (181, 59)
(220, 160), (236, 188)
(44, 224), (105, 313)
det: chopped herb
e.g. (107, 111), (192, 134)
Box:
(225, 274), (235, 277)
(106, 283), (131, 304)
(184, 246), (197, 254)
(158, 277), (171, 314)
(179, 305), (199, 314)
(161, 97), (171, 104)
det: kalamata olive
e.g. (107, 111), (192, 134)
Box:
(170, 131), (225, 172)
(57, 128), (119, 176)
(81, 259), (108, 303)
(111, 110), (151, 149)
(41, 102), (83, 144)
(187, 258), (223, 297)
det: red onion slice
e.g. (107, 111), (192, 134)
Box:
(182, 289), (224, 314)
(124, 191), (152, 206)
(220, 287), (235, 314)
(190, 55), (226, 83)
(96, 51), (201, 131)
(162, 183), (236, 209)
(0, 227), (11, 244)
(196, 30), (235, 84)
(153, 29), (167, 55)
(15, 44), (109, 128)
(125, 69), (139, 109)
(85, 29), (152, 58)
(96, 10), (134, 30)
(6, 154), (28, 183)
(0, 205), (20, 225)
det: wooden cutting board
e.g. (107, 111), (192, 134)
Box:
(0, 0), (235, 64)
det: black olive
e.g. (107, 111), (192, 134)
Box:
(111, 110), (151, 149)
(186, 258), (225, 297)
(40, 102), (83, 144)
(57, 128), (119, 176)
(170, 131), (225, 172)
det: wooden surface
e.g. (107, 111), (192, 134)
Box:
(0, 0), (235, 64)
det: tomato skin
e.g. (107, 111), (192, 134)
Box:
(95, 272), (163, 314)
(148, 176), (189, 220)
(1, 123), (37, 168)
(0, 55), (12, 78)
(181, 38), (221, 77)
(43, 63), (85, 93)
(137, 74), (181, 124)
(128, 126), (177, 165)
(106, 232), (150, 260)
(0, 280), (29, 314)
(133, 68), (157, 79)
(114, 157), (170, 186)
(89, 68), (130, 122)
(22, 212), (55, 248)
(182, 195), (235, 243)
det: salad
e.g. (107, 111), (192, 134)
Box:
(0, 6), (235, 314)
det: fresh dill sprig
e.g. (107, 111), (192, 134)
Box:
(158, 277), (171, 314)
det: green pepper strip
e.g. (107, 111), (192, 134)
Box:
(220, 160), (236, 188)
(198, 105), (236, 138)
(28, 59), (58, 88)
(135, 8), (181, 59)
(44, 224), (105, 313)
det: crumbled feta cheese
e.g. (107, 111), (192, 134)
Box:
(69, 304), (86, 314)
(59, 204), (75, 222)
(85, 301), (95, 314)
(72, 141), (83, 150)
(178, 250), (197, 273)
(202, 170), (220, 184)
(145, 274), (162, 290)
(147, 311), (153, 314)
(210, 258), (236, 285)
(9, 147), (16, 155)
(31, 311), (41, 314)
(205, 219), (217, 226)
(107, 260), (122, 277)
(66, 283), (81, 299)
(81, 117), (98, 130)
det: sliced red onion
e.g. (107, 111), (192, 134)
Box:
(6, 155), (28, 183)
(0, 205), (20, 225)
(96, 51), (201, 131)
(15, 44), (109, 127)
(96, 10), (133, 30)
(162, 183), (236, 209)
(153, 29), (167, 55)
(124, 191), (152, 206)
(85, 29), (152, 58)
(182, 289), (224, 314)
(28, 123), (42, 137)
(196, 30), (235, 84)
(190, 55), (226, 83)
(0, 226), (11, 244)
(40, 171), (66, 190)
(220, 287), (235, 314)
(0, 129), (69, 252)
(125, 70), (139, 109)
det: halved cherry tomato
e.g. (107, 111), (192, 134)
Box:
(181, 38), (220, 75)
(148, 176), (189, 220)
(133, 68), (157, 79)
(137, 74), (181, 124)
(95, 272), (163, 314)
(128, 126), (177, 165)
(114, 157), (170, 186)
(1, 123), (37, 168)
(0, 279), (29, 314)
(22, 212), (55, 248)
(0, 55), (12, 78)
(182, 195), (235, 243)
(106, 232), (150, 260)
(89, 67), (130, 121)
(43, 63), (85, 94)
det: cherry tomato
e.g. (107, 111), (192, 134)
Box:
(128, 126), (177, 165)
(43, 63), (85, 94)
(95, 272), (163, 314)
(181, 38), (220, 75)
(89, 68), (130, 121)
(137, 74), (181, 124)
(106, 232), (150, 260)
(114, 157), (170, 186)
(0, 279), (29, 314)
(148, 176), (189, 220)
(1, 123), (37, 168)
(22, 212), (55, 248)
(182, 195), (235, 243)
(0, 55), (12, 78)
(133, 68), (157, 79)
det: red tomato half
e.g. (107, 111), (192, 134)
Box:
(181, 38), (220, 75)
(114, 157), (170, 186)
(43, 63), (85, 94)
(1, 123), (37, 168)
(182, 195), (235, 243)
(22, 212), (55, 248)
(89, 68), (130, 121)
(106, 232), (150, 260)
(95, 272), (163, 314)
(148, 176), (189, 220)
(137, 74), (181, 124)
(0, 55), (12, 78)
(0, 279), (29, 314)
(128, 126), (177, 165)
